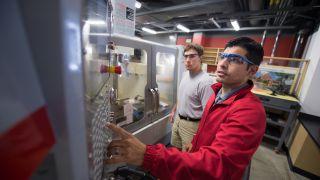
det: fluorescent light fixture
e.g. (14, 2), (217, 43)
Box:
(86, 20), (105, 25)
(177, 24), (190, 33)
(142, 27), (157, 34)
(230, 20), (240, 31)
(135, 1), (142, 9)
(169, 35), (176, 41)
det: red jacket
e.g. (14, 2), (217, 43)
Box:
(143, 81), (266, 180)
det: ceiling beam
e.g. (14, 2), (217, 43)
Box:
(154, 26), (295, 34)
(135, 15), (280, 29)
(150, 23), (169, 31)
(167, 14), (281, 24)
(136, 0), (228, 16)
(212, 5), (319, 19)
(144, 6), (318, 27)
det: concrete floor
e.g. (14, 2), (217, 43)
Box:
(250, 144), (309, 180)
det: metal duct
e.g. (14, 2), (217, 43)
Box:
(275, 0), (292, 26)
(292, 29), (309, 58)
(269, 29), (281, 64)
(261, 20), (270, 46)
(292, 33), (302, 58)
(287, 30), (304, 67)
(248, 0), (264, 26)
(269, 0), (292, 64)
(261, 30), (267, 46)
(274, 0), (286, 25)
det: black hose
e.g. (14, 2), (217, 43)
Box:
(114, 166), (156, 180)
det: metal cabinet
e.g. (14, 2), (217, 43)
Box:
(253, 90), (300, 152)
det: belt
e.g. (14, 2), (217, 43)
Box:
(179, 114), (201, 122)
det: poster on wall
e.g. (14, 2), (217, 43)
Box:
(111, 0), (135, 36)
(252, 65), (299, 95)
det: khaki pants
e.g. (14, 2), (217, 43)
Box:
(171, 116), (199, 151)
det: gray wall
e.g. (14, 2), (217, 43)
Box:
(299, 28), (320, 117)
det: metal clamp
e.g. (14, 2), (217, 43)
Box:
(109, 87), (117, 103)
(149, 88), (156, 114)
(154, 87), (159, 114)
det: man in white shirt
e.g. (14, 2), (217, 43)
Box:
(169, 43), (214, 151)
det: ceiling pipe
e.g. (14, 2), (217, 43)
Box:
(238, 0), (244, 11)
(136, 19), (168, 31)
(278, 0), (292, 26)
(261, 20), (270, 46)
(150, 23), (169, 31)
(135, 2), (170, 31)
(292, 29), (309, 58)
(136, 0), (226, 16)
(292, 32), (302, 61)
(153, 26), (295, 34)
(269, 29), (281, 64)
(209, 18), (221, 28)
(242, 0), (249, 11)
(274, 0), (285, 25)
(210, 6), (317, 19)
(138, 1), (169, 30)
(140, 5), (318, 26)
(269, 0), (291, 64)
(165, 14), (280, 26)
(278, 0), (293, 26)
(261, 30), (267, 46)
(248, 0), (264, 26)
(292, 29), (310, 92)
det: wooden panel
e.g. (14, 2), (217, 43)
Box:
(289, 124), (320, 176)
(202, 47), (223, 65)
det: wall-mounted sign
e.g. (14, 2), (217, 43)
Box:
(111, 0), (135, 36)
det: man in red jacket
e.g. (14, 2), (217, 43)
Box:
(106, 37), (266, 180)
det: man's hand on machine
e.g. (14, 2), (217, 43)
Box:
(105, 123), (146, 166)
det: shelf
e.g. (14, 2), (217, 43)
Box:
(264, 134), (280, 141)
(258, 92), (301, 152)
(202, 59), (216, 62)
(204, 47), (221, 50)
(203, 52), (218, 54)
(202, 47), (223, 67)
(266, 118), (286, 127)
(204, 62), (217, 65)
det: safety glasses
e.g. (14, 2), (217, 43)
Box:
(218, 52), (255, 65)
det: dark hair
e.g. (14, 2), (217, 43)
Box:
(184, 43), (204, 56)
(225, 37), (264, 66)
